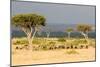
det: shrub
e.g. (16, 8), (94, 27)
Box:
(66, 40), (79, 46)
(79, 39), (87, 44)
(58, 38), (66, 42)
(70, 39), (87, 46)
(13, 39), (28, 45)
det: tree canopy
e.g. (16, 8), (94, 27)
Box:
(66, 28), (73, 32)
(77, 24), (92, 33)
(12, 13), (46, 29)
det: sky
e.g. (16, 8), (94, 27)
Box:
(11, 1), (95, 25)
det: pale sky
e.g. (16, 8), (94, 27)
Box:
(11, 1), (95, 25)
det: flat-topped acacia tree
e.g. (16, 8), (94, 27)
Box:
(77, 24), (92, 44)
(12, 13), (46, 47)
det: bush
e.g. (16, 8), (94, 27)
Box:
(58, 38), (66, 42)
(77, 39), (87, 44)
(38, 41), (56, 50)
(13, 39), (28, 45)
(70, 39), (87, 46)
(65, 40), (79, 46)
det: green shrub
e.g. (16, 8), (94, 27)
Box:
(58, 38), (66, 42)
(39, 41), (56, 50)
(70, 39), (87, 46)
(13, 39), (28, 45)
(79, 39), (87, 44)
(66, 40), (79, 46)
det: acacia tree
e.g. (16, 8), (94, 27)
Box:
(66, 28), (73, 39)
(77, 24), (92, 44)
(12, 13), (46, 47)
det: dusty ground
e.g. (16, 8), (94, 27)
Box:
(12, 46), (95, 66)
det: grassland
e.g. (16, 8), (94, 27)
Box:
(12, 37), (95, 66)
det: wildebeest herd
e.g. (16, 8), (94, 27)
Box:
(15, 44), (89, 51)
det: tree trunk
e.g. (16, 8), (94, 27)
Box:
(81, 32), (89, 45)
(28, 36), (32, 45)
(68, 32), (71, 39)
(86, 32), (90, 45)
(27, 34), (33, 50)
(32, 30), (37, 39)
(47, 32), (50, 38)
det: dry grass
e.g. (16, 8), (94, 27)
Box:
(66, 49), (79, 54)
(12, 47), (95, 66)
(11, 38), (96, 66)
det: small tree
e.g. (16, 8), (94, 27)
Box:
(12, 13), (46, 48)
(77, 24), (92, 44)
(66, 28), (73, 39)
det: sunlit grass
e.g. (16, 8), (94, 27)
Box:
(66, 50), (79, 54)
(12, 37), (95, 49)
